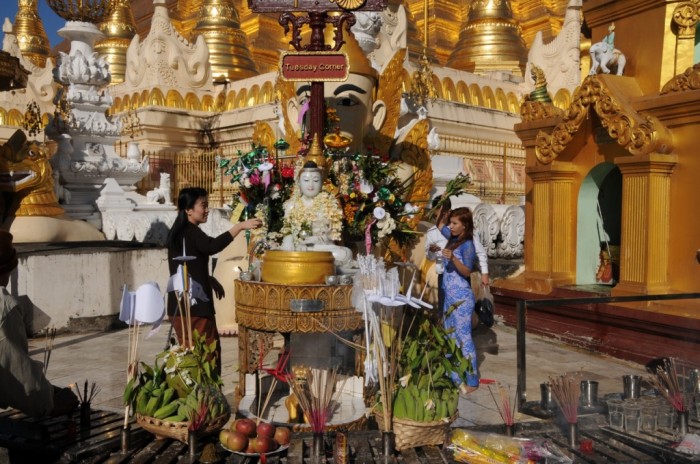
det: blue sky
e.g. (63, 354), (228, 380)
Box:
(0, 1), (66, 49)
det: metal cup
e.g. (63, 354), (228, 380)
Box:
(239, 271), (254, 281)
(339, 275), (353, 285)
(325, 275), (339, 285)
(580, 380), (599, 407)
(623, 374), (642, 400)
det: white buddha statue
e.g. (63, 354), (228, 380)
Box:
(280, 161), (354, 270)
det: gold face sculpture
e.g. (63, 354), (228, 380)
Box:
(0, 130), (63, 217)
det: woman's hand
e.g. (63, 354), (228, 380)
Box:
(442, 248), (454, 262)
(428, 244), (441, 253)
(240, 218), (262, 230)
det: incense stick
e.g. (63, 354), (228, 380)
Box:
(43, 327), (56, 375)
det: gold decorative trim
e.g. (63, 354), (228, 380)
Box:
(375, 49), (407, 155)
(252, 121), (275, 157)
(661, 62), (700, 94)
(673, 0), (700, 39)
(234, 280), (363, 333)
(520, 101), (563, 123)
(535, 76), (674, 164)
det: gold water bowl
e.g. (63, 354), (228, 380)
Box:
(261, 250), (335, 284)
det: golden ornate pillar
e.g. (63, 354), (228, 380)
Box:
(672, 0), (700, 78)
(614, 153), (678, 295)
(525, 161), (577, 288)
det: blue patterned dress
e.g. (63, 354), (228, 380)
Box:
(441, 231), (479, 387)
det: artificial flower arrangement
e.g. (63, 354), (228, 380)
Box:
(220, 144), (297, 248)
(326, 143), (421, 250)
(218, 109), (422, 259)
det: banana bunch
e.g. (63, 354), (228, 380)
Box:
(392, 385), (458, 422)
(179, 384), (230, 423)
(132, 379), (180, 419)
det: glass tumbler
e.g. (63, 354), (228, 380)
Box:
(640, 405), (657, 432)
(622, 403), (641, 433)
(607, 399), (624, 429)
(657, 406), (676, 431)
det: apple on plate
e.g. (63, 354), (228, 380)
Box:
(225, 431), (249, 452)
(274, 426), (291, 446)
(257, 421), (276, 438)
(252, 435), (277, 454)
(234, 418), (257, 437)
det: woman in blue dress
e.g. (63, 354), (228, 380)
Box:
(441, 207), (480, 394)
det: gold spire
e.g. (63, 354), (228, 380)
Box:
(95, 0), (137, 84)
(191, 0), (258, 81)
(236, 0), (288, 73)
(446, 0), (528, 76)
(13, 0), (51, 68)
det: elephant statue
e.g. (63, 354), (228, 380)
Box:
(589, 41), (626, 76)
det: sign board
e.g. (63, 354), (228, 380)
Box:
(280, 52), (349, 81)
(248, 0), (388, 13)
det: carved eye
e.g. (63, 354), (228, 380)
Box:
(337, 97), (358, 107)
(27, 149), (38, 159)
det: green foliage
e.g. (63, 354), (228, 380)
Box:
(391, 304), (473, 421)
(123, 330), (222, 415)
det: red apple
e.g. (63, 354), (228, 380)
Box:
(252, 436), (276, 453)
(235, 418), (257, 437)
(226, 431), (249, 452)
(257, 421), (276, 438)
(274, 426), (291, 446)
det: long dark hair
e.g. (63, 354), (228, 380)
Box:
(166, 187), (208, 250)
(445, 206), (474, 251)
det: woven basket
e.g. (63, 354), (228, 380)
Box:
(136, 411), (230, 443)
(374, 409), (455, 451)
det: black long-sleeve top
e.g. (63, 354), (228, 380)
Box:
(167, 222), (233, 319)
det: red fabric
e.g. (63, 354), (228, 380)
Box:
(170, 316), (221, 376)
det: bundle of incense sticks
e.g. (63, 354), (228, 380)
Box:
(73, 379), (101, 405)
(548, 373), (581, 424)
(647, 357), (687, 412)
(487, 382), (517, 426)
(288, 367), (347, 433)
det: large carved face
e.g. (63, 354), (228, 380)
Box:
(288, 73), (386, 153)
(0, 135), (56, 194)
(298, 169), (323, 199)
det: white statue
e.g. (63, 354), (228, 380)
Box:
(146, 173), (173, 205)
(280, 162), (353, 269)
(589, 23), (626, 76)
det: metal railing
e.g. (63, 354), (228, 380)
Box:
(515, 292), (700, 410)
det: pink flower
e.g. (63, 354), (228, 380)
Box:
(249, 171), (261, 186)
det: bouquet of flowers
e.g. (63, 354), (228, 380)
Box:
(327, 145), (420, 250)
(220, 144), (297, 244)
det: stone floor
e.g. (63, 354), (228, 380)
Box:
(24, 319), (649, 429)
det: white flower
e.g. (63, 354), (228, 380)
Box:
(404, 202), (419, 215)
(373, 207), (386, 220)
(424, 398), (435, 411)
(359, 179), (374, 194)
(258, 162), (274, 172)
(399, 374), (411, 387)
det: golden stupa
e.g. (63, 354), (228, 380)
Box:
(236, 0), (292, 73)
(190, 0), (258, 81)
(446, 0), (528, 76)
(12, 0), (50, 68)
(95, 0), (137, 84)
